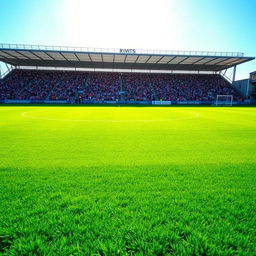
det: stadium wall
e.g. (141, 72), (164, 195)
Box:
(0, 99), (250, 105)
(234, 79), (250, 97)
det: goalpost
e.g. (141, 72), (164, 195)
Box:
(215, 95), (233, 106)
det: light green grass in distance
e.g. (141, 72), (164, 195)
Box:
(0, 106), (255, 255)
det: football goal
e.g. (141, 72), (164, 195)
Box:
(215, 95), (233, 106)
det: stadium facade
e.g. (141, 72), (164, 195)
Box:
(0, 44), (254, 105)
(249, 71), (256, 102)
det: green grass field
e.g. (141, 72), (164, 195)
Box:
(0, 106), (255, 255)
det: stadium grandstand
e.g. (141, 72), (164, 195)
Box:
(0, 44), (254, 105)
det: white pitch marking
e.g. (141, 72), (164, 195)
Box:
(21, 110), (200, 123)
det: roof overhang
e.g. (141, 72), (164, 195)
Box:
(0, 44), (254, 72)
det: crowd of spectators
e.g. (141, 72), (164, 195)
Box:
(20, 71), (62, 100)
(122, 73), (155, 101)
(150, 73), (242, 101)
(48, 72), (88, 101)
(80, 72), (120, 101)
(0, 70), (243, 102)
(0, 70), (88, 101)
(0, 70), (36, 99)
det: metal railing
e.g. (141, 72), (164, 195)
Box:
(0, 43), (244, 57)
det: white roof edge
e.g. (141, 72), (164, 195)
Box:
(0, 43), (245, 57)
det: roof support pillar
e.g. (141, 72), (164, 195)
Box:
(5, 62), (11, 73)
(232, 65), (237, 85)
(246, 78), (250, 98)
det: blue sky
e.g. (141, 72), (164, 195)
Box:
(0, 0), (255, 79)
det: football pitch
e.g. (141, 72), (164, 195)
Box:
(0, 106), (255, 255)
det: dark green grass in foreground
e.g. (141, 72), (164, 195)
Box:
(0, 106), (255, 255)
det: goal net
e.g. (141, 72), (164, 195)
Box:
(215, 95), (233, 106)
